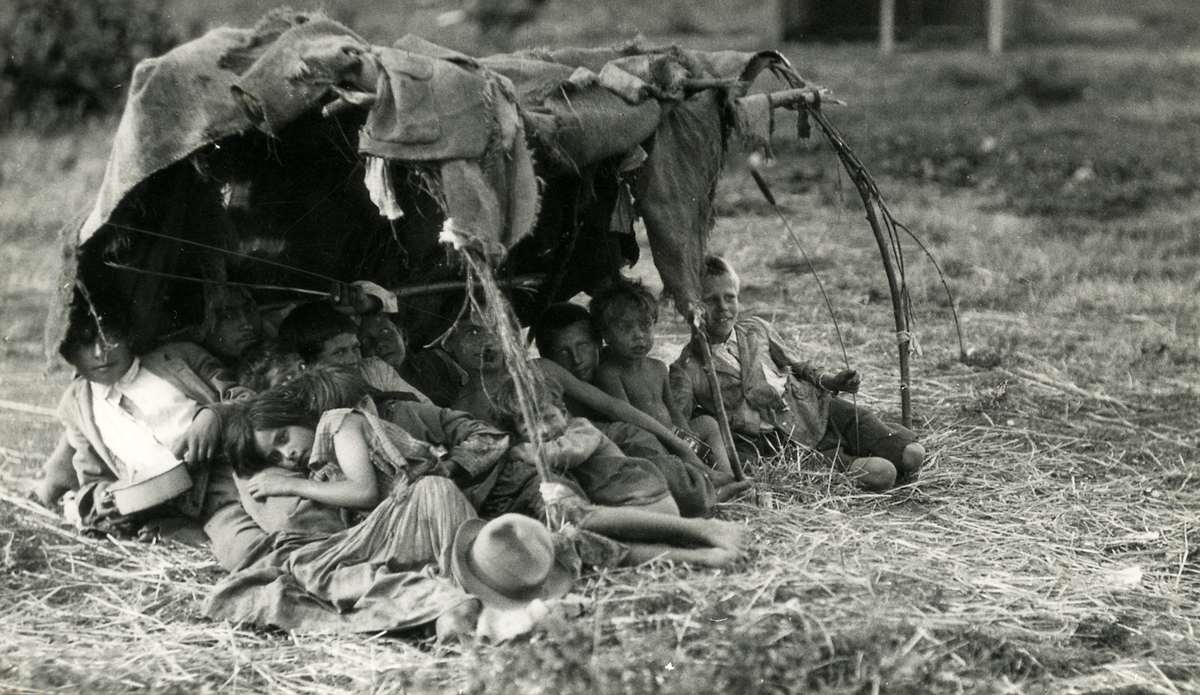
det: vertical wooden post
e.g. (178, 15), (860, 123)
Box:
(879, 0), (896, 55)
(987, 0), (1006, 54)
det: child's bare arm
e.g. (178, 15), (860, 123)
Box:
(245, 415), (382, 510)
(536, 359), (707, 469)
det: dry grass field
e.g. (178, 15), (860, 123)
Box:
(2, 3), (1199, 693)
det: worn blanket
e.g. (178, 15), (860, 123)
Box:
(61, 10), (793, 350)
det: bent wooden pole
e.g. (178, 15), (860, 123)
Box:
(768, 63), (912, 427)
(811, 108), (912, 427)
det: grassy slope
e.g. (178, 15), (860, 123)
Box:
(2, 8), (1199, 694)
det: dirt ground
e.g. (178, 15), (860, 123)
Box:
(1, 5), (1199, 693)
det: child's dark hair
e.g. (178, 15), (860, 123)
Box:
(278, 363), (373, 414)
(278, 301), (357, 363)
(489, 372), (565, 433)
(222, 388), (320, 475)
(532, 302), (595, 358)
(58, 302), (132, 362)
(589, 277), (658, 335)
(236, 342), (302, 393)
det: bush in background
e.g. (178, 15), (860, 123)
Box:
(0, 0), (179, 129)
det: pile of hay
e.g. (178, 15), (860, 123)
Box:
(2, 343), (1197, 694)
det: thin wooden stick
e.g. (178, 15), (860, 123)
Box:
(691, 309), (746, 482)
(0, 398), (56, 418)
(393, 274), (545, 299)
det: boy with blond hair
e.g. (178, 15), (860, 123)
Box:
(671, 256), (925, 491)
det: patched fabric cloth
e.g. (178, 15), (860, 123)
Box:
(359, 47), (491, 161)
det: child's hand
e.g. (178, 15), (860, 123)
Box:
(330, 282), (381, 315)
(820, 369), (862, 394)
(509, 442), (537, 465)
(245, 469), (297, 499)
(176, 409), (221, 469)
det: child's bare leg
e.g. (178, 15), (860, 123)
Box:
(36, 434), (77, 508)
(623, 542), (740, 567)
(689, 415), (735, 484)
(686, 416), (754, 501)
(579, 505), (747, 555)
(635, 496), (680, 517)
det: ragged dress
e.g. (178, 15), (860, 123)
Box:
(205, 408), (478, 633)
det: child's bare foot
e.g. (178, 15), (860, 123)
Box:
(715, 480), (753, 503)
(436, 598), (482, 643)
(689, 546), (741, 567)
(700, 519), (749, 557)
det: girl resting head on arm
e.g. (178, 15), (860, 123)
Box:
(221, 381), (382, 512)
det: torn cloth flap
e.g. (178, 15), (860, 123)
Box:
(79, 27), (256, 244)
(635, 92), (726, 314)
(359, 47), (492, 162)
(392, 34), (479, 68)
(231, 19), (369, 136)
(734, 93), (774, 158)
(437, 87), (539, 259)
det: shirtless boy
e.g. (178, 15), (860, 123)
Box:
(590, 279), (737, 489)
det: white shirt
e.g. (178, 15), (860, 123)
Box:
(91, 358), (199, 481)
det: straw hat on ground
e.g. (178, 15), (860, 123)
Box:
(450, 513), (572, 612)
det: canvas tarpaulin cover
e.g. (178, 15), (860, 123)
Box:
(50, 9), (796, 353)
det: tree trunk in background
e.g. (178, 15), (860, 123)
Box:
(987, 0), (1006, 53)
(879, 0), (896, 54)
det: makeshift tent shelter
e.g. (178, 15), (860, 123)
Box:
(47, 9), (934, 426)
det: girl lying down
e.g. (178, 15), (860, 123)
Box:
(217, 366), (750, 640)
(228, 365), (750, 569)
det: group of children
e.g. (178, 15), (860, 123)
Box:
(40, 255), (924, 640)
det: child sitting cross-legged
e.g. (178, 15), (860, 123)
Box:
(489, 374), (748, 567)
(590, 278), (745, 498)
